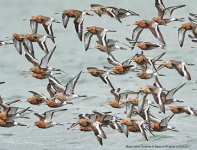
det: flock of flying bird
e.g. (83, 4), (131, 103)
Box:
(1, 0), (197, 146)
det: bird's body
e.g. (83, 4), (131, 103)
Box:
(55, 10), (93, 41)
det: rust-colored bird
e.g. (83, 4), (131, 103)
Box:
(68, 115), (107, 145)
(24, 34), (55, 54)
(175, 17), (197, 47)
(157, 60), (194, 80)
(127, 20), (165, 49)
(152, 0), (185, 25)
(21, 91), (47, 105)
(126, 38), (166, 50)
(55, 10), (93, 41)
(83, 67), (114, 89)
(49, 71), (86, 101)
(0, 103), (30, 121)
(85, 4), (139, 23)
(6, 33), (26, 55)
(83, 26), (116, 51)
(88, 39), (127, 52)
(101, 88), (128, 108)
(0, 119), (26, 127)
(28, 109), (67, 128)
(150, 114), (178, 132)
(166, 106), (197, 116)
(23, 15), (60, 43)
(23, 45), (63, 74)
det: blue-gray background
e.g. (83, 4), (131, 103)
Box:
(0, 0), (196, 150)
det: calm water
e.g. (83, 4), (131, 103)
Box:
(0, 0), (197, 150)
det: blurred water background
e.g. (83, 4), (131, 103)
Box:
(0, 0), (197, 149)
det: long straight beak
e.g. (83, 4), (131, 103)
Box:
(174, 26), (182, 28)
(121, 99), (128, 102)
(67, 122), (77, 124)
(88, 46), (97, 49)
(28, 124), (35, 128)
(23, 18), (31, 21)
(133, 89), (139, 92)
(132, 46), (137, 47)
(21, 100), (28, 102)
(54, 12), (64, 14)
(130, 75), (137, 78)
(100, 103), (109, 107)
(155, 63), (162, 65)
(23, 70), (31, 72)
(84, 9), (92, 11)
(83, 28), (88, 31)
(83, 70), (90, 73)
(117, 112), (124, 114)
(6, 35), (13, 38)
(129, 59), (134, 62)
(40, 102), (47, 105)
(127, 23), (136, 26)
(25, 75), (32, 78)
(110, 67), (116, 70)
(72, 128), (80, 131)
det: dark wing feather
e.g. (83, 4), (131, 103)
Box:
(49, 75), (65, 93)
(84, 32), (93, 51)
(40, 46), (56, 68)
(13, 39), (22, 55)
(30, 20), (38, 34)
(74, 15), (84, 41)
(65, 71), (82, 94)
(62, 14), (69, 28)
(131, 27), (144, 50)
(178, 28), (187, 47)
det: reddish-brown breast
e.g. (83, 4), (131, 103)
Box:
(128, 126), (138, 132)
(80, 126), (91, 131)
(97, 45), (105, 52)
(122, 119), (134, 126)
(65, 10), (75, 17)
(112, 69), (120, 74)
(78, 119), (89, 127)
(115, 66), (124, 72)
(109, 101), (123, 108)
(137, 72), (147, 79)
(151, 124), (166, 131)
(133, 57), (144, 64)
(28, 98), (39, 105)
(13, 34), (24, 42)
(35, 121), (49, 128)
(182, 23), (192, 30)
(26, 34), (36, 41)
(0, 119), (6, 127)
(95, 118), (104, 123)
(170, 107), (180, 113)
(87, 27), (97, 34)
(30, 67), (42, 74)
(89, 70), (99, 77)
(137, 21), (147, 28)
(0, 114), (7, 121)
(137, 43), (147, 50)
(46, 100), (61, 107)
(128, 98), (138, 105)
(152, 17), (165, 24)
(34, 16), (43, 23)
(32, 73), (48, 79)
